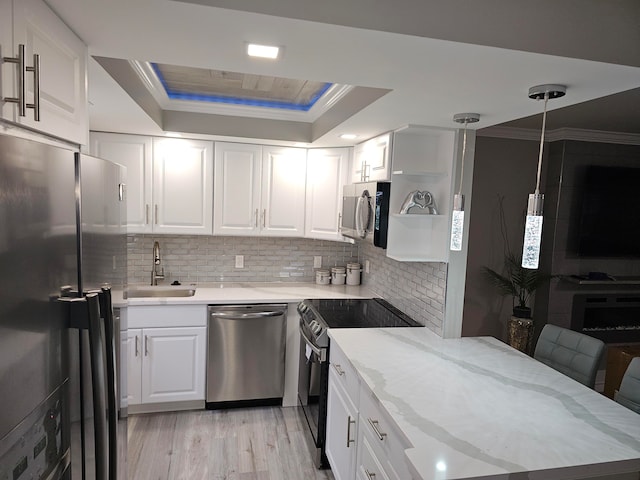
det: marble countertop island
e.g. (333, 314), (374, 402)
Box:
(329, 328), (640, 480)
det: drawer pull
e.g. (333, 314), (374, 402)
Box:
(134, 335), (139, 357)
(365, 469), (376, 479)
(346, 415), (355, 448)
(333, 363), (345, 376)
(368, 418), (387, 441)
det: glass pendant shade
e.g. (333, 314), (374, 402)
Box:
(522, 193), (544, 269)
(450, 194), (464, 251)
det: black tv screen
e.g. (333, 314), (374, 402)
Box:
(578, 165), (640, 257)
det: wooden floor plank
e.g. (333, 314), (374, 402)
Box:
(128, 406), (335, 480)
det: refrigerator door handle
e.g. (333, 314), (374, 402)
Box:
(99, 287), (119, 480)
(85, 292), (109, 480)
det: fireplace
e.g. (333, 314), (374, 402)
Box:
(572, 293), (640, 343)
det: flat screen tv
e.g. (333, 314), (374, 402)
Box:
(577, 165), (640, 257)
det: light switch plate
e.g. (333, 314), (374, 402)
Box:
(235, 255), (244, 268)
(314, 256), (322, 268)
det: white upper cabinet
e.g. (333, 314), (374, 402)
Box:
(350, 133), (392, 183)
(91, 132), (153, 233)
(2, 0), (88, 145)
(90, 133), (213, 235)
(214, 142), (307, 237)
(152, 138), (213, 235)
(261, 146), (307, 236)
(213, 142), (262, 235)
(305, 147), (350, 241)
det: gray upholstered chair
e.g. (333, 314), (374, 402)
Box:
(614, 357), (640, 414)
(533, 324), (605, 389)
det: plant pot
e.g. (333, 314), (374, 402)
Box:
(512, 306), (532, 319)
(508, 316), (534, 355)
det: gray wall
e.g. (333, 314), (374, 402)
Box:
(461, 136), (542, 339)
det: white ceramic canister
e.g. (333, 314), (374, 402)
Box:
(315, 269), (331, 285)
(331, 266), (346, 285)
(346, 263), (362, 285)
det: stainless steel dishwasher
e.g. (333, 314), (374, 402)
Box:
(206, 304), (287, 407)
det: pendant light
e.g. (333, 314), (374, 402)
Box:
(521, 84), (566, 269)
(450, 113), (480, 251)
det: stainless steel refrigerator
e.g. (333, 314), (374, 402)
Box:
(0, 133), (127, 480)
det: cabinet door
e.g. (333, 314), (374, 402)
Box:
(152, 138), (213, 235)
(213, 142), (262, 235)
(141, 327), (206, 404)
(306, 148), (350, 241)
(0, 0), (14, 121)
(91, 133), (153, 233)
(326, 367), (358, 480)
(351, 133), (391, 183)
(13, 0), (88, 145)
(261, 146), (307, 236)
(126, 329), (142, 406)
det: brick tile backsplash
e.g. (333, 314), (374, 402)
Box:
(128, 235), (446, 335)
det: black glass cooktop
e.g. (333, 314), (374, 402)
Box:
(304, 298), (420, 328)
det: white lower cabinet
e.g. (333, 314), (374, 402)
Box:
(127, 305), (207, 410)
(327, 342), (412, 480)
(326, 366), (359, 480)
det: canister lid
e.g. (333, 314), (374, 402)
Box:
(331, 266), (346, 273)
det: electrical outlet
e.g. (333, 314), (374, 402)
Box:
(365, 260), (370, 274)
(235, 255), (244, 268)
(314, 256), (322, 268)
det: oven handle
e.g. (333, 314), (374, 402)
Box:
(300, 327), (327, 363)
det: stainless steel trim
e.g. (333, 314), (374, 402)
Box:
(209, 310), (282, 319)
(367, 418), (387, 441)
(299, 326), (326, 362)
(26, 53), (40, 121)
(346, 415), (355, 447)
(3, 44), (26, 116)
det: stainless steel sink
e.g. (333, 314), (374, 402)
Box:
(126, 286), (196, 298)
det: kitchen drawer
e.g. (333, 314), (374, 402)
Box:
(128, 305), (207, 329)
(330, 341), (360, 405)
(359, 386), (412, 480)
(357, 433), (391, 480)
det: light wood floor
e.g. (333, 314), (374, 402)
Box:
(127, 406), (335, 480)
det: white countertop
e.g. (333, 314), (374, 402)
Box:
(329, 328), (640, 480)
(114, 282), (375, 307)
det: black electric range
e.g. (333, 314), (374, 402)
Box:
(296, 297), (420, 468)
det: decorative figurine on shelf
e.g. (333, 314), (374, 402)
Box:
(399, 190), (438, 215)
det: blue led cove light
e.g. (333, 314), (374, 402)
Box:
(151, 63), (332, 112)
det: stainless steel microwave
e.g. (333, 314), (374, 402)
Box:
(340, 181), (390, 248)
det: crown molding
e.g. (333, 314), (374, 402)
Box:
(478, 126), (640, 145)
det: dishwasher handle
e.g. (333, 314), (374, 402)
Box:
(209, 310), (284, 319)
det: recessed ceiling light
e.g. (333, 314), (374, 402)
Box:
(340, 134), (357, 140)
(247, 43), (279, 59)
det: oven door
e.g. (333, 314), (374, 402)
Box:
(297, 323), (328, 466)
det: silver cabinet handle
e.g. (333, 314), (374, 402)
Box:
(144, 335), (149, 356)
(134, 335), (139, 357)
(346, 415), (355, 448)
(338, 212), (342, 228)
(333, 363), (345, 376)
(368, 418), (387, 441)
(3, 44), (26, 116)
(365, 470), (376, 479)
(154, 205), (159, 225)
(262, 209), (266, 228)
(145, 204), (150, 225)
(254, 209), (258, 228)
(26, 52), (40, 121)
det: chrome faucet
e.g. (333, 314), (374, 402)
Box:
(151, 241), (165, 285)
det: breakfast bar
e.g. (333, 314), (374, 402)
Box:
(328, 328), (640, 480)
